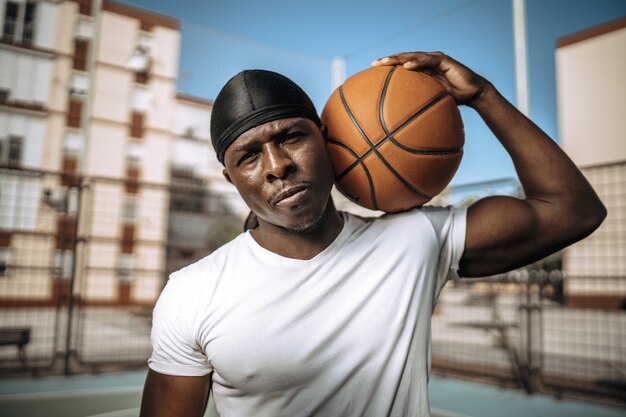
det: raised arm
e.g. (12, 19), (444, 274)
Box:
(140, 369), (211, 417)
(373, 51), (606, 277)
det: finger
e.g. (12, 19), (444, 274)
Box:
(403, 52), (445, 70)
(371, 56), (401, 66)
(371, 52), (418, 66)
(372, 52), (445, 69)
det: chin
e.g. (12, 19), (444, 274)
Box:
(283, 208), (327, 234)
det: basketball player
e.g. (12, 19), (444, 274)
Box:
(140, 51), (605, 417)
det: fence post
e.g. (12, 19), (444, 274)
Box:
(63, 180), (83, 375)
(528, 270), (544, 393)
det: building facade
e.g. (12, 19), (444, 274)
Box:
(0, 0), (246, 308)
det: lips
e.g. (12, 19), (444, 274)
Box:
(271, 184), (311, 206)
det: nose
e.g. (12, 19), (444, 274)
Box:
(263, 143), (295, 181)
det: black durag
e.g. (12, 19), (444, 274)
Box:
(210, 70), (321, 165)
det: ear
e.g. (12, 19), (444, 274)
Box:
(222, 168), (232, 184)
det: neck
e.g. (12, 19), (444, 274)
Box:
(251, 202), (344, 260)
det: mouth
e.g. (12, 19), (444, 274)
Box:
(271, 184), (311, 206)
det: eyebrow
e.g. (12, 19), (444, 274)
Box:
(230, 120), (310, 154)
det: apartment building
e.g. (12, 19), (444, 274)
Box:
(0, 0), (64, 305)
(0, 0), (245, 308)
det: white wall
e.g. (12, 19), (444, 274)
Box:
(0, 112), (45, 167)
(173, 101), (211, 140)
(35, 0), (58, 50)
(172, 138), (210, 176)
(557, 27), (626, 166)
(557, 25), (626, 297)
(0, 49), (53, 104)
(0, 175), (39, 231)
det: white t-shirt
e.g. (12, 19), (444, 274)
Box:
(149, 206), (466, 417)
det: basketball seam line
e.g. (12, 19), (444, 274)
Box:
(336, 87), (380, 210)
(337, 67), (452, 201)
(334, 73), (457, 187)
(381, 97), (459, 155)
(375, 67), (430, 200)
(338, 79), (430, 203)
(327, 138), (378, 206)
(333, 91), (459, 163)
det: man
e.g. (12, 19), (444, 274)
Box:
(140, 52), (606, 417)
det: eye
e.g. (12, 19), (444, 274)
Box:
(282, 131), (305, 144)
(237, 151), (259, 166)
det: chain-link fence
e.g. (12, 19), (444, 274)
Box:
(432, 161), (626, 406)
(1, 162), (624, 407)
(0, 167), (165, 373)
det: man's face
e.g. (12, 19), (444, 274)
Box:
(223, 117), (335, 233)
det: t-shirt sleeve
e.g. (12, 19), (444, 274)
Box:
(421, 205), (467, 302)
(147, 271), (212, 376)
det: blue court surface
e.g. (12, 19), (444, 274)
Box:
(0, 368), (624, 417)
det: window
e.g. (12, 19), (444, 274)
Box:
(0, 89), (9, 103)
(122, 196), (137, 223)
(67, 94), (83, 128)
(64, 131), (83, 156)
(2, 1), (37, 45)
(126, 142), (143, 166)
(0, 248), (10, 277)
(73, 39), (89, 71)
(117, 254), (134, 282)
(135, 71), (149, 84)
(138, 33), (154, 52)
(61, 154), (79, 187)
(2, 2), (18, 43)
(170, 167), (206, 213)
(129, 111), (144, 138)
(56, 216), (76, 250)
(22, 2), (36, 46)
(0, 232), (11, 277)
(131, 87), (150, 111)
(74, 0), (93, 16)
(127, 46), (151, 84)
(52, 250), (73, 280)
(8, 136), (21, 167)
(125, 165), (140, 194)
(70, 73), (89, 97)
(0, 136), (22, 167)
(120, 224), (135, 254)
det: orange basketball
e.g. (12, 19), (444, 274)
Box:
(321, 66), (464, 212)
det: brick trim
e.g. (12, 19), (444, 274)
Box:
(176, 92), (213, 108)
(557, 16), (626, 48)
(103, 0), (179, 31)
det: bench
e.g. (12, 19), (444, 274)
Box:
(0, 327), (31, 364)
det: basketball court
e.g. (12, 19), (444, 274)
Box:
(1, 369), (624, 417)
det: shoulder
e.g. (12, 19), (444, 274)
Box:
(155, 233), (248, 322)
(166, 233), (248, 294)
(342, 206), (465, 242)
(345, 205), (462, 227)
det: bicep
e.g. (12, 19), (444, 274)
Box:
(460, 195), (560, 277)
(140, 369), (211, 417)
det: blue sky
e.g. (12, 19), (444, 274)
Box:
(124, 0), (625, 186)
